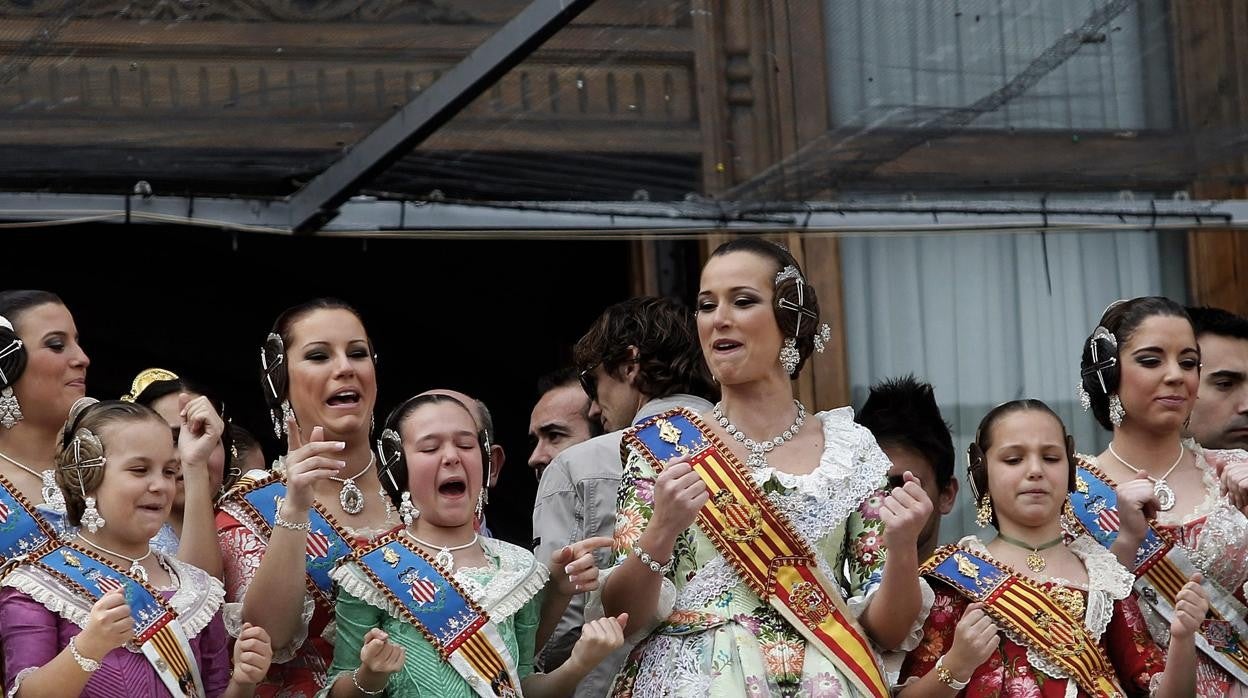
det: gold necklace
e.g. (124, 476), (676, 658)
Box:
(995, 532), (1064, 572)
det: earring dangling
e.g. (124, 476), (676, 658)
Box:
(779, 337), (800, 375)
(813, 324), (832, 354)
(975, 495), (994, 528)
(280, 400), (296, 436)
(81, 495), (106, 533)
(0, 386), (22, 429)
(475, 490), (486, 521)
(1108, 394), (1125, 427)
(399, 492), (418, 526)
(1077, 383), (1091, 412)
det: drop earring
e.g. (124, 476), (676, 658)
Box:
(975, 495), (994, 528)
(1108, 394), (1125, 428)
(399, 492), (418, 526)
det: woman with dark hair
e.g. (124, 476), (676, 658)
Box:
(0, 399), (273, 697)
(121, 368), (232, 577)
(601, 237), (933, 696)
(318, 393), (622, 697)
(215, 299), (398, 697)
(898, 400), (1205, 697)
(1069, 297), (1248, 696)
(0, 290), (90, 544)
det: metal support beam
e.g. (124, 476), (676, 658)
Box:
(285, 0), (598, 234)
(3, 192), (1247, 238)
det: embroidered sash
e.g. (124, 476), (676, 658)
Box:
(0, 473), (57, 563)
(923, 544), (1125, 697)
(345, 532), (523, 698)
(1070, 460), (1248, 683)
(25, 540), (205, 697)
(223, 472), (355, 609)
(625, 408), (890, 698)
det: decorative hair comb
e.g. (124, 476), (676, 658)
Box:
(120, 367), (180, 403)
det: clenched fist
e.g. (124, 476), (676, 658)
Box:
(879, 471), (934, 550)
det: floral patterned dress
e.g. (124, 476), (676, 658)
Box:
(899, 536), (1165, 698)
(216, 468), (398, 698)
(1138, 446), (1248, 698)
(607, 407), (896, 697)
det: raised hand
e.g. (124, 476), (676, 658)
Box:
(231, 622), (273, 685)
(567, 613), (628, 673)
(879, 471), (934, 550)
(1171, 573), (1210, 640)
(177, 393), (224, 470)
(1115, 471), (1160, 542)
(282, 422), (345, 512)
(942, 603), (1000, 681)
(76, 590), (135, 661)
(1216, 456), (1248, 513)
(649, 459), (709, 539)
(550, 535), (613, 595)
(356, 628), (405, 692)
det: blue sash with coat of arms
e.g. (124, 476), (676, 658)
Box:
(345, 532), (523, 697)
(1070, 458), (1248, 684)
(23, 540), (205, 697)
(225, 473), (355, 608)
(0, 473), (58, 563)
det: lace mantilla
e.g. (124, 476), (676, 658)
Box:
(1, 553), (223, 639)
(333, 538), (548, 626)
(958, 534), (1131, 691)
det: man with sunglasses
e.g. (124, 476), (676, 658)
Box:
(532, 296), (715, 695)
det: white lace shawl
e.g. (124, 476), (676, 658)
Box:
(958, 535), (1135, 698)
(593, 407), (894, 640)
(333, 536), (549, 625)
(1, 553), (224, 643)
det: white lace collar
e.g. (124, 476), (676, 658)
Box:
(2, 553), (224, 640)
(334, 536), (549, 626)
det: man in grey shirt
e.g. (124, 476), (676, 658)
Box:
(532, 296), (714, 696)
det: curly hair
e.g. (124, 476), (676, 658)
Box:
(573, 296), (712, 400)
(708, 237), (823, 378)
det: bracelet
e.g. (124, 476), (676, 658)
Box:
(68, 636), (101, 673)
(631, 542), (674, 576)
(273, 497), (312, 533)
(352, 667), (387, 695)
(934, 655), (969, 690)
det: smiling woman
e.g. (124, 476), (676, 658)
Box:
(0, 399), (273, 698)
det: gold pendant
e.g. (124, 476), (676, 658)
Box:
(1026, 551), (1046, 573)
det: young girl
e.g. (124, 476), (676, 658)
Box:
(321, 393), (624, 697)
(898, 400), (1207, 697)
(0, 399), (272, 697)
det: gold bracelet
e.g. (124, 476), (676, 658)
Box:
(934, 655), (969, 690)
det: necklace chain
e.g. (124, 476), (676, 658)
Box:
(0, 449), (43, 480)
(0, 449), (67, 509)
(994, 533), (1064, 573)
(713, 400), (807, 468)
(77, 534), (154, 581)
(404, 530), (479, 570)
(1107, 441), (1185, 511)
(329, 453), (375, 484)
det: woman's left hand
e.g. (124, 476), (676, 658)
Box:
(549, 536), (613, 595)
(1170, 573), (1210, 640)
(231, 622), (273, 685)
(879, 471), (933, 551)
(178, 393), (224, 469)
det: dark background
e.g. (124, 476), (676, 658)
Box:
(5, 226), (632, 547)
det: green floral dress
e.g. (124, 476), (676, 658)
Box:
(320, 537), (548, 698)
(608, 407), (895, 698)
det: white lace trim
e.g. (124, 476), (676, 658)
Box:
(333, 540), (548, 626)
(629, 634), (710, 697)
(958, 535), (1131, 684)
(754, 407), (891, 543)
(6, 666), (37, 698)
(1, 553), (223, 638)
(1156, 442), (1225, 527)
